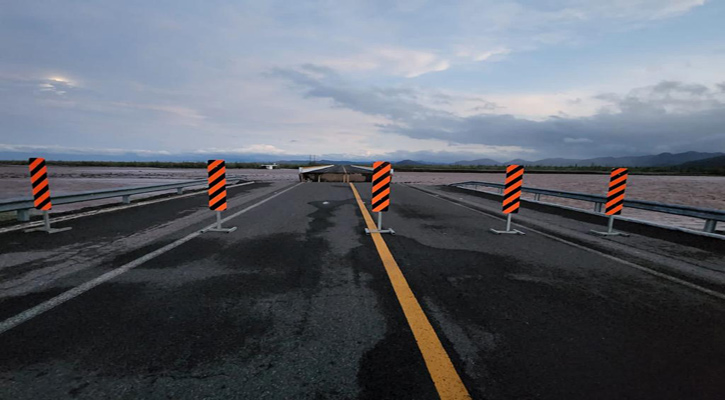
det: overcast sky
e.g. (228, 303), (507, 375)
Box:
(1, 0), (724, 162)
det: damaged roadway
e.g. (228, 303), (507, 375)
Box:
(1, 182), (724, 399)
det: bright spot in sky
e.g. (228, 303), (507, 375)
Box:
(48, 76), (72, 85)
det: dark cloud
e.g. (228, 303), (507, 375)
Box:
(649, 80), (707, 95)
(469, 101), (502, 112)
(275, 66), (725, 158)
(271, 64), (455, 124)
(595, 81), (725, 119)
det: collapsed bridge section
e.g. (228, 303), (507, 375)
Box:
(298, 165), (378, 182)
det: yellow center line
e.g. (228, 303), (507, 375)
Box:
(349, 183), (472, 400)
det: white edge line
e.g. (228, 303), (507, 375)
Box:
(0, 182), (302, 335)
(410, 185), (725, 301)
(199, 182), (302, 232)
(0, 181), (256, 234)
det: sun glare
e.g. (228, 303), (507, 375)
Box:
(48, 76), (72, 85)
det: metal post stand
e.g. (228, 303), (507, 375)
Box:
(590, 215), (629, 237)
(206, 211), (237, 233)
(365, 212), (395, 235)
(490, 214), (524, 235)
(24, 210), (72, 234)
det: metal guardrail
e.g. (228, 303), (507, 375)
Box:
(0, 177), (244, 222)
(451, 181), (725, 234)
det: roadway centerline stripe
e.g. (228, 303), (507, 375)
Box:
(0, 182), (302, 335)
(409, 184), (725, 301)
(349, 183), (472, 400)
(0, 181), (258, 234)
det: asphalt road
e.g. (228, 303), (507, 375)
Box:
(1, 182), (724, 399)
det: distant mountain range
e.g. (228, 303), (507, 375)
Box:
(451, 151), (725, 168)
(394, 159), (430, 167)
(274, 159), (363, 165)
(679, 155), (725, 168)
(2, 150), (723, 168)
(452, 158), (500, 166)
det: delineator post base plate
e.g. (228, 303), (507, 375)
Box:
(24, 226), (72, 234)
(365, 228), (395, 235)
(589, 229), (629, 237)
(489, 228), (524, 235)
(206, 227), (238, 233)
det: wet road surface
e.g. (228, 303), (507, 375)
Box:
(1, 182), (724, 399)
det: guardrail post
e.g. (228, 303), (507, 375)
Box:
(177, 188), (184, 195)
(17, 209), (30, 222)
(24, 210), (72, 234)
(704, 219), (717, 233)
(449, 181), (725, 233)
(122, 195), (131, 204)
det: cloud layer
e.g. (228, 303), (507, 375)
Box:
(275, 65), (725, 158)
(0, 0), (722, 161)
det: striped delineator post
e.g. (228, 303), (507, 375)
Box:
(365, 161), (395, 235)
(591, 168), (630, 237)
(490, 164), (525, 235)
(24, 158), (72, 234)
(204, 160), (237, 233)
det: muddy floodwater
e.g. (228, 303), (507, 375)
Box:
(1, 165), (723, 231)
(0, 166), (298, 216)
(396, 171), (725, 231)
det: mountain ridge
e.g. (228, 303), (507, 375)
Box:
(452, 151), (724, 167)
(2, 151), (723, 168)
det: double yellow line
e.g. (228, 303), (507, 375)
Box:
(349, 183), (472, 400)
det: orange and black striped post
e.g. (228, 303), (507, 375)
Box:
(205, 160), (237, 233)
(29, 157), (52, 211)
(25, 158), (71, 233)
(366, 161), (395, 234)
(605, 167), (628, 216)
(490, 164), (525, 235)
(591, 168), (629, 236)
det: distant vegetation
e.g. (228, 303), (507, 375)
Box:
(678, 155), (725, 169)
(1, 155), (723, 175)
(0, 160), (304, 169)
(392, 152), (725, 175)
(390, 163), (725, 176)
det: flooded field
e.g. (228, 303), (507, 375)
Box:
(0, 165), (298, 215)
(396, 171), (725, 231)
(1, 166), (723, 231)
